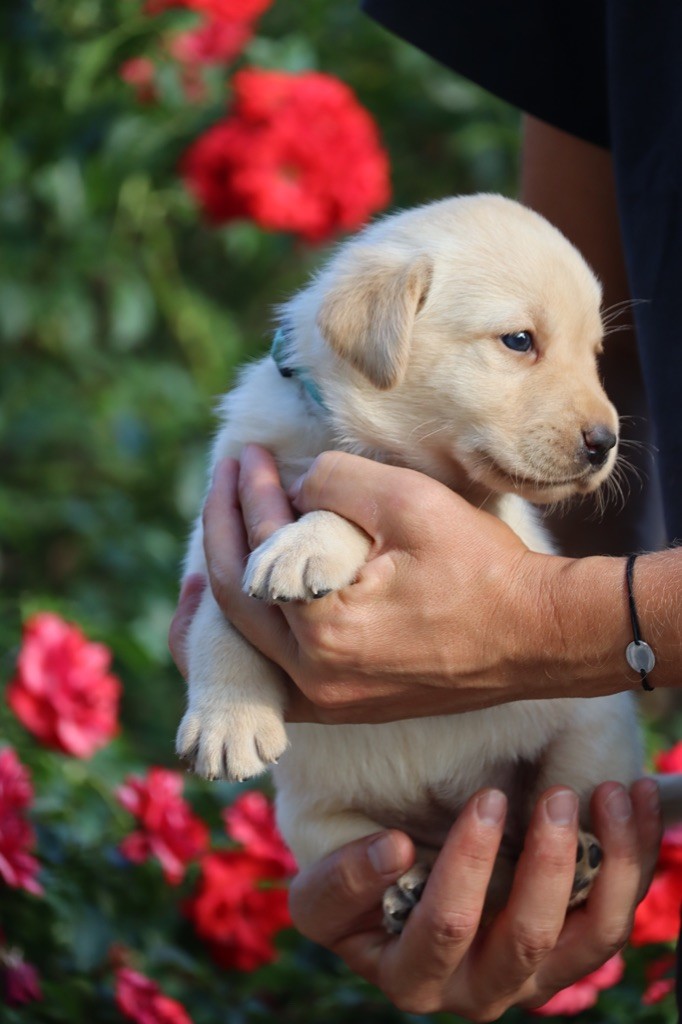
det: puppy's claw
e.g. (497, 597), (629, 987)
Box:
(382, 863), (431, 934)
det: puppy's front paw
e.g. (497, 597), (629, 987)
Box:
(244, 520), (363, 603)
(569, 829), (602, 907)
(382, 863), (431, 934)
(176, 702), (288, 782)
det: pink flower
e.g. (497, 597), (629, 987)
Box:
(120, 57), (157, 104)
(115, 967), (193, 1024)
(168, 17), (252, 65)
(186, 849), (291, 970)
(7, 613), (121, 758)
(643, 955), (676, 1005)
(223, 790), (296, 874)
(0, 948), (42, 1007)
(533, 954), (625, 1016)
(116, 768), (209, 884)
(0, 749), (42, 896)
(180, 69), (391, 242)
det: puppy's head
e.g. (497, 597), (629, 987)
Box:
(308, 194), (618, 504)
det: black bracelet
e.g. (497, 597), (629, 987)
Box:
(625, 554), (655, 691)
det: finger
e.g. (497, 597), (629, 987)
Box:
(168, 574), (206, 678)
(475, 788), (578, 1003)
(203, 458), (293, 668)
(531, 780), (655, 1001)
(630, 777), (663, 902)
(289, 451), (444, 547)
(377, 789), (507, 1011)
(239, 444), (295, 549)
(289, 830), (414, 952)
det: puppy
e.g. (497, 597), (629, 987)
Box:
(178, 194), (643, 928)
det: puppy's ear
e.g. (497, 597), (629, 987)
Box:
(316, 251), (432, 390)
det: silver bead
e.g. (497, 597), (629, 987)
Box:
(626, 640), (655, 674)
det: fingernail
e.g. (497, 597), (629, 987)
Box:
(545, 789), (578, 825)
(476, 789), (506, 826)
(642, 779), (660, 816)
(605, 785), (632, 822)
(368, 833), (404, 876)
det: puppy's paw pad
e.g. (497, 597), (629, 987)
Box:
(382, 863), (431, 934)
(569, 829), (602, 907)
(176, 704), (288, 782)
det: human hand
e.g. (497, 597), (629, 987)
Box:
(288, 780), (661, 1020)
(194, 444), (570, 723)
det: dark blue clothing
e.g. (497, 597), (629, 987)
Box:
(364, 0), (682, 542)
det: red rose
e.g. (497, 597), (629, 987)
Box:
(532, 954), (625, 1016)
(116, 768), (209, 885)
(0, 748), (42, 896)
(180, 69), (391, 242)
(656, 741), (682, 774)
(115, 967), (193, 1024)
(184, 0), (271, 21)
(187, 849), (291, 970)
(7, 613), (120, 758)
(223, 790), (296, 875)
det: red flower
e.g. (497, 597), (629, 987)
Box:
(0, 948), (42, 1007)
(116, 768), (209, 885)
(187, 849), (291, 970)
(180, 69), (391, 242)
(184, 0), (272, 21)
(7, 613), (121, 758)
(631, 824), (682, 945)
(223, 790), (296, 875)
(0, 748), (42, 896)
(656, 741), (682, 774)
(168, 17), (252, 66)
(631, 743), (682, 946)
(532, 954), (624, 1016)
(643, 954), (676, 1005)
(120, 57), (157, 104)
(115, 967), (193, 1024)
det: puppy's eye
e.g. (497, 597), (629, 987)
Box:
(500, 330), (533, 353)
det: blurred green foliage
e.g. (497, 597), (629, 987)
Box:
(0, 0), (520, 760)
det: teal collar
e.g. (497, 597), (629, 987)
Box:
(271, 326), (327, 411)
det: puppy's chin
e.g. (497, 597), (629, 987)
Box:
(463, 454), (613, 505)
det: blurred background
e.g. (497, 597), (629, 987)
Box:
(1, 2), (678, 1022)
(0, 0), (520, 761)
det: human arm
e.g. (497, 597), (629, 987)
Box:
(188, 445), (679, 725)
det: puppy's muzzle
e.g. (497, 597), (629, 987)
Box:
(581, 424), (617, 469)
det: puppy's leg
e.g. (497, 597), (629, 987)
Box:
(176, 588), (288, 781)
(532, 697), (641, 906)
(244, 510), (371, 603)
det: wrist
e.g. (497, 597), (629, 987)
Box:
(510, 552), (638, 698)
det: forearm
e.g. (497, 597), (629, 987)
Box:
(529, 549), (681, 697)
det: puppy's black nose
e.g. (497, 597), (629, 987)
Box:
(582, 425), (617, 467)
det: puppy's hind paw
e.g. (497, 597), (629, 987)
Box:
(569, 829), (602, 907)
(176, 704), (288, 782)
(382, 863), (431, 934)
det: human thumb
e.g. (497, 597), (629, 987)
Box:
(289, 830), (414, 947)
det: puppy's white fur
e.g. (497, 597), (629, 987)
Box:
(180, 195), (645, 886)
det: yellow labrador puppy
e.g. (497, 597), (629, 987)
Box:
(178, 194), (643, 928)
